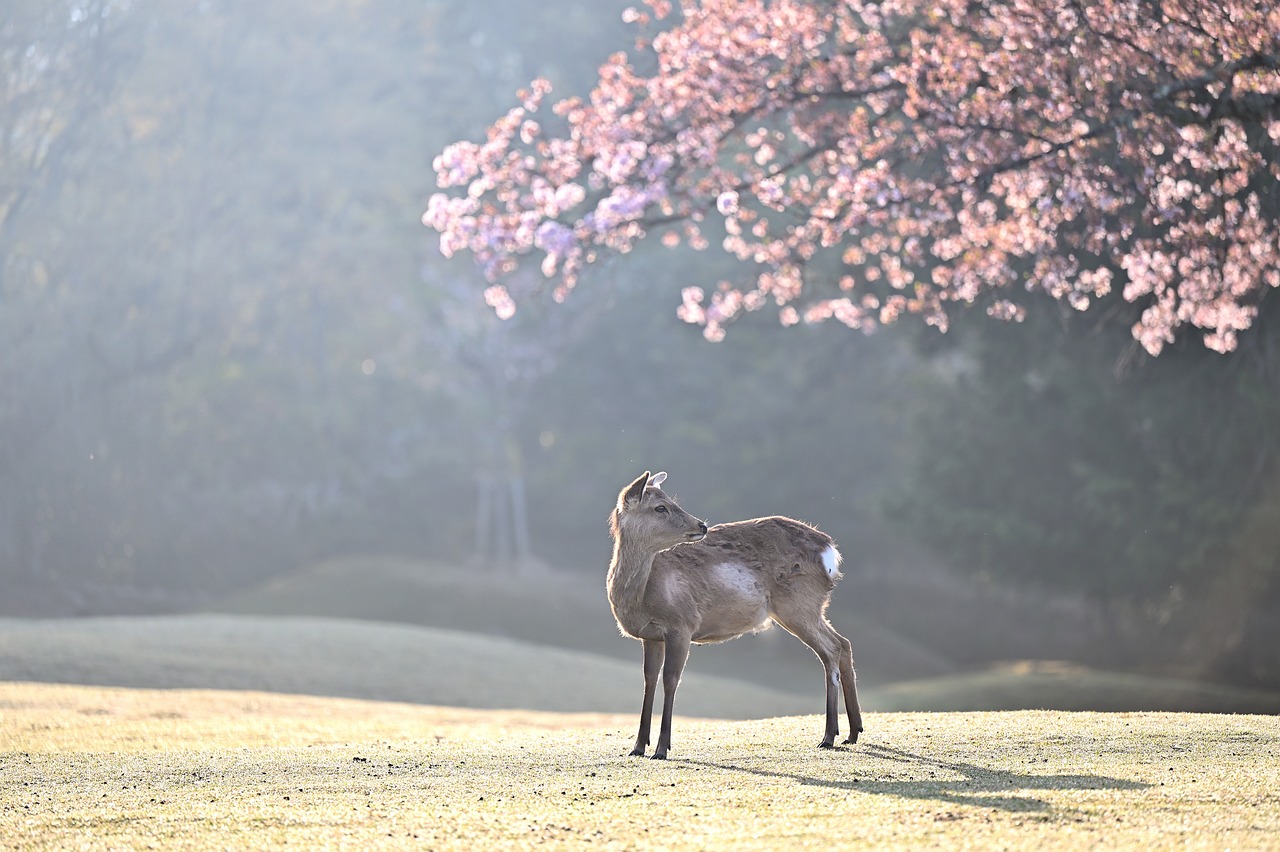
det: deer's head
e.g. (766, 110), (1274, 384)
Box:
(610, 471), (708, 552)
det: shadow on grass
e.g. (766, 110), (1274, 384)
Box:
(684, 744), (1149, 814)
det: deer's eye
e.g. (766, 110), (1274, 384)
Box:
(654, 505), (668, 514)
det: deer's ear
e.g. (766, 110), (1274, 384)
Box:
(619, 471), (650, 510)
(648, 471), (667, 488)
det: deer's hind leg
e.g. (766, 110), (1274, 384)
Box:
(771, 599), (853, 748)
(834, 627), (862, 743)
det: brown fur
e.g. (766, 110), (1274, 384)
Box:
(606, 471), (863, 759)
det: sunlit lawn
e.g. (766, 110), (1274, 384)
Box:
(4, 682), (1278, 850)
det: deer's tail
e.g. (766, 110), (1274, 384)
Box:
(820, 543), (843, 582)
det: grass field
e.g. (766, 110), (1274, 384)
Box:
(5, 561), (1279, 848)
(3, 609), (1278, 849)
(3, 681), (1279, 850)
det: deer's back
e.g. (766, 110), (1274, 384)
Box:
(655, 516), (839, 588)
(644, 516), (840, 643)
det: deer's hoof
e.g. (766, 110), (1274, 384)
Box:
(844, 729), (862, 745)
(818, 740), (836, 749)
(628, 747), (647, 757)
(650, 751), (668, 760)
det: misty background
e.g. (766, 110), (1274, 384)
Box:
(3, 0), (1279, 706)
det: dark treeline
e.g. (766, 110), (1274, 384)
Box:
(2, 0), (1276, 688)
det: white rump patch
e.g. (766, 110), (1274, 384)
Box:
(821, 545), (843, 579)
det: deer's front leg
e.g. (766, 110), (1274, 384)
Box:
(630, 639), (664, 757)
(652, 634), (691, 760)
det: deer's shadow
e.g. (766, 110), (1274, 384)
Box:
(682, 743), (1149, 814)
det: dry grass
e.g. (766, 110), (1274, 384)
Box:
(4, 681), (1279, 850)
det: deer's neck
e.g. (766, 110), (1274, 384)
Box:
(607, 535), (658, 634)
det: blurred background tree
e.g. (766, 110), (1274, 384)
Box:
(891, 293), (1280, 684)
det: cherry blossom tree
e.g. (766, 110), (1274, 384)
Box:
(424, 0), (1280, 354)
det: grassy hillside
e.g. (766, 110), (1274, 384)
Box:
(0, 615), (812, 719)
(209, 555), (991, 689)
(206, 556), (1280, 714)
(876, 660), (1280, 714)
(3, 681), (1278, 850)
(3, 614), (1278, 717)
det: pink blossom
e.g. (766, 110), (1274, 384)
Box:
(716, 190), (739, 215)
(484, 285), (517, 320)
(424, 0), (1280, 351)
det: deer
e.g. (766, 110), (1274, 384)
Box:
(606, 470), (863, 759)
